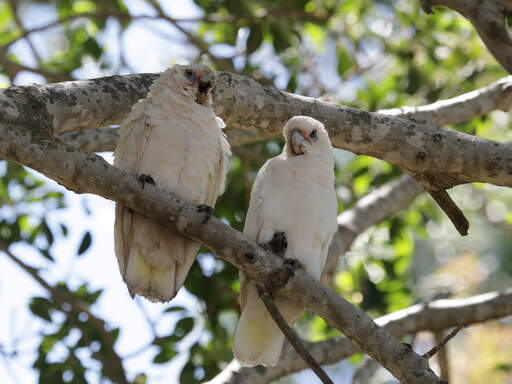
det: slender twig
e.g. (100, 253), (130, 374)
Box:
(6, 0), (42, 62)
(258, 290), (334, 384)
(433, 330), (450, 380)
(423, 325), (465, 360)
(428, 190), (469, 236)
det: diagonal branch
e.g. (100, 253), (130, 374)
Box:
(259, 291), (333, 384)
(423, 325), (464, 360)
(210, 289), (512, 384)
(323, 175), (423, 284)
(0, 126), (442, 383)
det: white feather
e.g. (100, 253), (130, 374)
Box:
(233, 116), (337, 366)
(114, 65), (230, 302)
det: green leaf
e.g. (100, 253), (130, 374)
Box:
(164, 306), (187, 313)
(174, 317), (195, 337)
(246, 24), (264, 54)
(39, 248), (55, 262)
(337, 47), (353, 77)
(77, 231), (92, 256)
(29, 297), (53, 322)
(153, 347), (178, 364)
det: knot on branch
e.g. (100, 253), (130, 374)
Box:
(259, 258), (301, 297)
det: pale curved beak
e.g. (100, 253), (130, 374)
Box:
(196, 72), (215, 105)
(291, 130), (306, 155)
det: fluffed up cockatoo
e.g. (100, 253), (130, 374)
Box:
(233, 116), (338, 367)
(114, 64), (230, 302)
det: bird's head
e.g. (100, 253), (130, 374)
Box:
(283, 116), (331, 157)
(162, 64), (216, 105)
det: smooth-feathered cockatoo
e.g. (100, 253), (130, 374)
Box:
(113, 64), (230, 302)
(233, 116), (338, 366)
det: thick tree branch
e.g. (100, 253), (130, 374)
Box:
(57, 75), (512, 152)
(210, 290), (512, 384)
(425, 0), (512, 74)
(2, 72), (511, 191)
(0, 127), (442, 383)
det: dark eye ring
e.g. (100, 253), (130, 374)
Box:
(184, 69), (196, 83)
(310, 130), (318, 142)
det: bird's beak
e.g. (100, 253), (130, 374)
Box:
(196, 72), (215, 105)
(291, 130), (307, 155)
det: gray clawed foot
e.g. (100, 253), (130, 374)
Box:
(197, 204), (214, 223)
(284, 258), (305, 271)
(138, 174), (155, 189)
(266, 231), (288, 257)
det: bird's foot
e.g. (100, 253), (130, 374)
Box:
(284, 258), (305, 271)
(197, 204), (214, 223)
(264, 231), (288, 257)
(138, 174), (155, 189)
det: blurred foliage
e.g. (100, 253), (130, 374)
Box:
(1, 0), (512, 383)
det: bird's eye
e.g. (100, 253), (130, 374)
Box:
(184, 69), (196, 83)
(310, 130), (318, 142)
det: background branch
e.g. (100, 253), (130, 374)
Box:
(210, 290), (512, 384)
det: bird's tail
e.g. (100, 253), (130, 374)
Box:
(233, 283), (303, 367)
(115, 207), (199, 302)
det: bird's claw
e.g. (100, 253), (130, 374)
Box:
(284, 258), (305, 271)
(267, 231), (288, 257)
(138, 174), (155, 189)
(197, 204), (214, 223)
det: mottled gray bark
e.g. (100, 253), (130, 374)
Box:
(58, 75), (512, 152)
(2, 72), (511, 191)
(0, 123), (441, 384)
(209, 289), (512, 384)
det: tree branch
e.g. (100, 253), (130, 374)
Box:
(425, 0), (512, 74)
(0, 126), (442, 383)
(379, 76), (512, 125)
(3, 71), (510, 191)
(323, 175), (423, 284)
(423, 325), (464, 360)
(209, 290), (512, 384)
(54, 75), (512, 153)
(324, 76), (512, 278)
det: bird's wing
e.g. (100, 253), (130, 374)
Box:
(113, 98), (152, 277)
(239, 162), (269, 310)
(204, 117), (231, 206)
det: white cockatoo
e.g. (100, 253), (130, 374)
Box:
(113, 64), (231, 302)
(233, 116), (338, 366)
